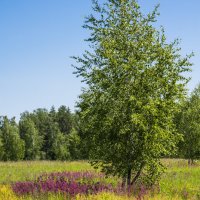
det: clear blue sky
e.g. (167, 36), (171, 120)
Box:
(0, 0), (199, 120)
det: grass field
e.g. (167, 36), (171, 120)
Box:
(0, 161), (92, 184)
(0, 159), (199, 200)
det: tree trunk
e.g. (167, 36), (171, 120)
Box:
(127, 168), (132, 186)
(131, 164), (144, 185)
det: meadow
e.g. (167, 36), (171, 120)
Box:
(0, 159), (199, 200)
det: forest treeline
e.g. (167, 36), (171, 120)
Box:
(0, 84), (199, 162)
(0, 105), (87, 161)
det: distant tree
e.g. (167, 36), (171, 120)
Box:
(31, 109), (50, 136)
(0, 117), (25, 161)
(0, 117), (6, 160)
(57, 106), (73, 135)
(176, 84), (200, 164)
(52, 131), (71, 161)
(20, 107), (74, 160)
(0, 135), (4, 160)
(50, 106), (57, 121)
(73, 0), (193, 186)
(19, 117), (42, 160)
(68, 128), (81, 160)
(28, 109), (51, 159)
(45, 122), (62, 160)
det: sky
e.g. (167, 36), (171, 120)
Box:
(0, 0), (199, 120)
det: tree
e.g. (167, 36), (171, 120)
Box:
(56, 106), (73, 135)
(52, 131), (71, 161)
(73, 0), (192, 186)
(176, 84), (200, 164)
(68, 128), (81, 160)
(20, 107), (75, 160)
(28, 109), (52, 159)
(0, 134), (4, 160)
(50, 106), (57, 122)
(45, 122), (62, 160)
(72, 112), (89, 159)
(0, 117), (25, 161)
(19, 117), (42, 160)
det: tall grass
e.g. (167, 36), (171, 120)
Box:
(0, 159), (199, 199)
(160, 159), (200, 199)
(0, 161), (92, 184)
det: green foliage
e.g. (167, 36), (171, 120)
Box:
(68, 128), (81, 160)
(0, 136), (4, 160)
(0, 117), (25, 161)
(20, 109), (50, 159)
(176, 84), (200, 162)
(18, 106), (83, 161)
(72, 113), (90, 159)
(19, 118), (42, 160)
(52, 131), (71, 160)
(73, 0), (193, 185)
(0, 105), (86, 161)
(57, 106), (73, 135)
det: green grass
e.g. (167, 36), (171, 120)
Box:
(0, 161), (92, 184)
(0, 159), (199, 199)
(160, 159), (200, 199)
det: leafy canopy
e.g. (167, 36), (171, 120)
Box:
(177, 84), (200, 162)
(74, 0), (192, 185)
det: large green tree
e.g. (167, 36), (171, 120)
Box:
(176, 84), (200, 164)
(73, 0), (192, 186)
